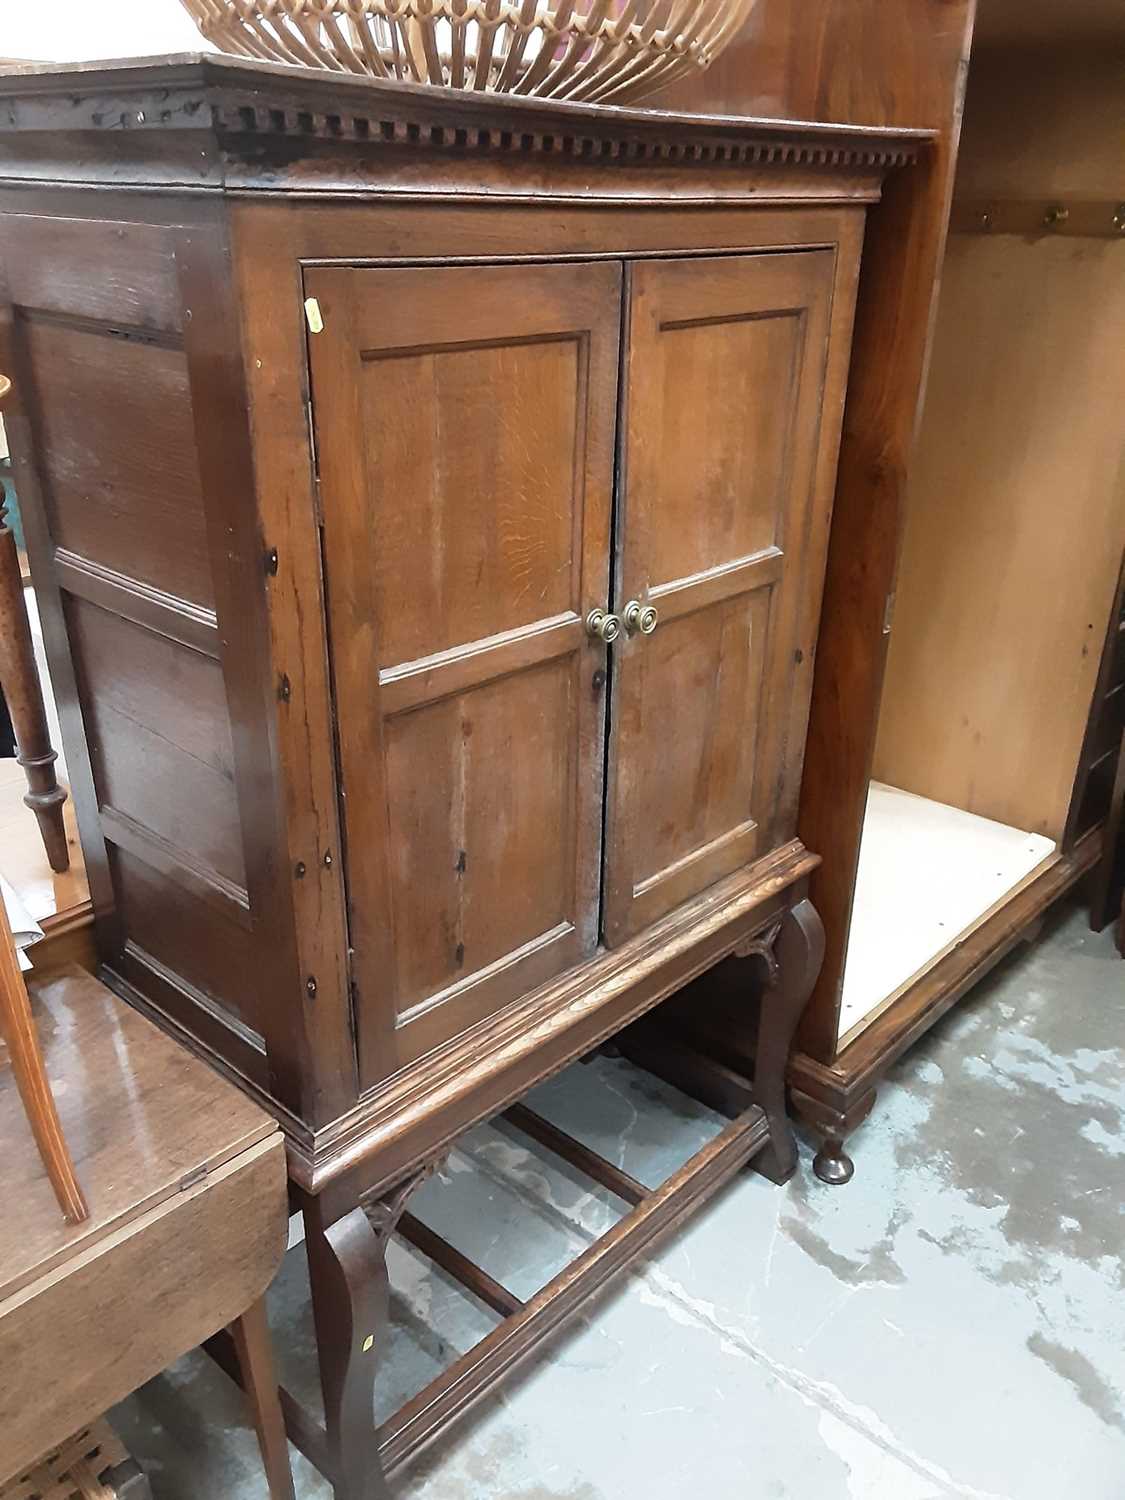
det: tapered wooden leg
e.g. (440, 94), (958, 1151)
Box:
(744, 899), (826, 1185)
(0, 899), (87, 1221)
(231, 1296), (296, 1500)
(0, 510), (69, 873)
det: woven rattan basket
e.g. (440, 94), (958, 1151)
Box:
(180, 0), (755, 105)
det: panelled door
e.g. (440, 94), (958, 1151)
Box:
(307, 262), (621, 1089)
(603, 251), (836, 944)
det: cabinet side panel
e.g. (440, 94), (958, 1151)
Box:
(872, 233), (1125, 839)
(0, 207), (296, 1103)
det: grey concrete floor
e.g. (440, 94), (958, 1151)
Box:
(112, 900), (1125, 1498)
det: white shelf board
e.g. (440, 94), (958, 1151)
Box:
(836, 782), (1056, 1046)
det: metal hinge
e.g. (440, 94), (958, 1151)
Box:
(179, 1163), (208, 1192)
(304, 296), (324, 334)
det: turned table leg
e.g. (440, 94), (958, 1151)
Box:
(745, 899), (826, 1185)
(0, 491), (69, 874)
(230, 1296), (296, 1500)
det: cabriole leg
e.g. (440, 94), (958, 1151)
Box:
(304, 1198), (394, 1500)
(746, 898), (825, 1185)
(303, 1168), (436, 1500)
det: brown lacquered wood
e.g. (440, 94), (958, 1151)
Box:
(397, 1213), (525, 1317)
(604, 251), (837, 943)
(0, 968), (289, 1487)
(1069, 548), (1125, 857)
(230, 1298), (297, 1500)
(307, 259), (621, 1087)
(0, 903), (86, 1224)
(502, 1103), (647, 1206)
(0, 968), (274, 1303)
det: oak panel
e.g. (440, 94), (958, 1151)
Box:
(605, 250), (835, 942)
(67, 598), (246, 890)
(359, 336), (580, 667)
(647, 312), (800, 583)
(384, 657), (574, 1019)
(631, 592), (770, 892)
(0, 216), (182, 333)
(110, 848), (263, 1037)
(307, 260), (620, 1087)
(20, 318), (214, 609)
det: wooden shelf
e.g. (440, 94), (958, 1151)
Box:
(836, 783), (1056, 1045)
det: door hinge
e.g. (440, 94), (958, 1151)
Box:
(304, 296), (324, 334)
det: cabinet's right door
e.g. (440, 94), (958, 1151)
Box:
(604, 250), (839, 944)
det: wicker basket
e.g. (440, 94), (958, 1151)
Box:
(179, 0), (755, 105)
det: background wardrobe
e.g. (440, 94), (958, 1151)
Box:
(654, 0), (1125, 1178)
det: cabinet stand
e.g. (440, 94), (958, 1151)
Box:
(279, 906), (819, 1500)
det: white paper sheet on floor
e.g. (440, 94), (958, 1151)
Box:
(2, 872), (44, 971)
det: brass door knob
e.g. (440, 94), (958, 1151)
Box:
(585, 608), (622, 644)
(623, 600), (659, 635)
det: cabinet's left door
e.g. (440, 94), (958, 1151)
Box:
(306, 261), (621, 1089)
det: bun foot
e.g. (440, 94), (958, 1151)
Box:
(813, 1138), (854, 1186)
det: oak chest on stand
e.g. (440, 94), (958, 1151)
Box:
(0, 55), (925, 1498)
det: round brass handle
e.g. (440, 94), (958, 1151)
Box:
(585, 608), (622, 644)
(0, 374), (11, 405)
(624, 600), (659, 636)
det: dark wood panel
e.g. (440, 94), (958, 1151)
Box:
(0, 967), (274, 1301)
(604, 251), (835, 943)
(19, 317), (214, 608)
(109, 847), (263, 1037)
(67, 597), (246, 890)
(54, 548), (220, 658)
(628, 593), (770, 895)
(383, 658), (576, 1022)
(306, 260), (621, 1089)
(0, 216), (182, 333)
(356, 334), (581, 669)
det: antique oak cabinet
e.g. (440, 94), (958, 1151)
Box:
(0, 56), (923, 1497)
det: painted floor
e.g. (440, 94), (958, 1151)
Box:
(111, 901), (1125, 1498)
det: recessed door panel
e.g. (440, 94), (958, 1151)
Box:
(308, 261), (621, 1087)
(604, 251), (835, 943)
